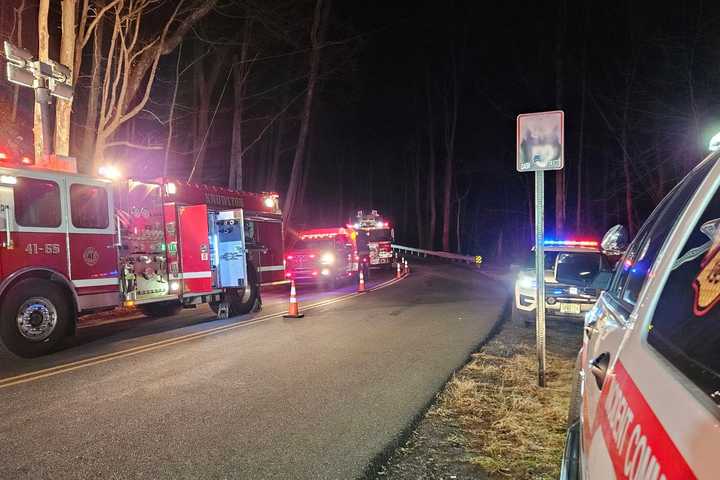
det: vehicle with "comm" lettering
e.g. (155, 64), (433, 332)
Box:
(560, 150), (720, 480)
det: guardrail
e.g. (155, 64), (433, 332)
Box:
(392, 244), (482, 266)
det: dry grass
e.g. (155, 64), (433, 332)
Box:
(428, 321), (579, 479)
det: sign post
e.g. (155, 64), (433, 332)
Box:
(517, 110), (564, 387)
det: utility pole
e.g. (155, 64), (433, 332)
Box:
(4, 41), (75, 169)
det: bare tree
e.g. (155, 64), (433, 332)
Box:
(441, 49), (459, 252)
(54, 0), (78, 157)
(283, 0), (331, 226)
(33, 0), (50, 161)
(229, 21), (253, 190)
(92, 0), (217, 171)
(425, 73), (437, 249)
(10, 0), (27, 123)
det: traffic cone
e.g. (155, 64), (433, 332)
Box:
(357, 270), (366, 293)
(404, 258), (409, 274)
(396, 261), (401, 279)
(283, 280), (304, 318)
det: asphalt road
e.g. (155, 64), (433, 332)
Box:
(0, 261), (506, 480)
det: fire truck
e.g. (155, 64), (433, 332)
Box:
(0, 155), (284, 357)
(284, 227), (359, 287)
(351, 210), (394, 269)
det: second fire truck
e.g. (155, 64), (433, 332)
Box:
(0, 155), (284, 357)
(351, 210), (394, 269)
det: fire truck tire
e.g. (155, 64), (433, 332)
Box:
(137, 301), (183, 318)
(212, 263), (258, 316)
(0, 279), (72, 358)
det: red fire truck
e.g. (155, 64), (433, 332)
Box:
(284, 227), (359, 288)
(351, 210), (394, 269)
(0, 157), (284, 357)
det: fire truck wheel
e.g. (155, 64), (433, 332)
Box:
(137, 301), (183, 318)
(218, 263), (258, 316)
(0, 279), (72, 358)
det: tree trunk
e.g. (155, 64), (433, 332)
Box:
(283, 0), (330, 227)
(11, 0), (26, 123)
(80, 18), (104, 173)
(441, 50), (459, 253)
(426, 74), (437, 250)
(229, 21), (252, 190)
(34, 0), (50, 161)
(576, 3), (588, 230)
(268, 113), (284, 191)
(55, 0), (77, 157)
(414, 142), (424, 248)
(163, 42), (183, 178)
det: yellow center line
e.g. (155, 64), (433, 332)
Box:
(0, 274), (407, 389)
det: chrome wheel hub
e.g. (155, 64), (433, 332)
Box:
(16, 298), (57, 341)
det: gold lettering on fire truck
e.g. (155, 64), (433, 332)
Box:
(693, 243), (720, 316)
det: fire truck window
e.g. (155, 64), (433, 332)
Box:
(14, 177), (61, 228)
(70, 184), (109, 229)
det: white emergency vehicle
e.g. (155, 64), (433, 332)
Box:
(561, 151), (720, 480)
(513, 240), (610, 325)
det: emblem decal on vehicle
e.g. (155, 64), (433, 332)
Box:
(693, 243), (720, 316)
(83, 246), (100, 267)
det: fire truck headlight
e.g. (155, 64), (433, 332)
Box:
(376, 221), (384, 228)
(170, 281), (180, 292)
(321, 252), (335, 265)
(165, 182), (177, 195)
(353, 223), (360, 229)
(0, 175), (17, 185)
(321, 268), (330, 276)
(263, 196), (275, 208)
(98, 165), (121, 180)
(518, 275), (535, 290)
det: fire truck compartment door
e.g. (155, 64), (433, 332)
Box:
(177, 204), (213, 293)
(214, 210), (247, 288)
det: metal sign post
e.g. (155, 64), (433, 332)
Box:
(534, 170), (546, 387)
(517, 110), (564, 387)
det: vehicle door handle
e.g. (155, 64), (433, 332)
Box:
(590, 352), (610, 389)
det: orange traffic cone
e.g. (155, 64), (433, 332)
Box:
(404, 259), (409, 274)
(283, 280), (304, 318)
(396, 261), (401, 279)
(357, 270), (366, 293)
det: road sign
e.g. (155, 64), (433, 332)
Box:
(516, 110), (565, 387)
(516, 110), (564, 172)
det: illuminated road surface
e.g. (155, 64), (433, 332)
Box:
(0, 261), (506, 480)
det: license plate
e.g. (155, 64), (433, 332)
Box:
(559, 303), (581, 314)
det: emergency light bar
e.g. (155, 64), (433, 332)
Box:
(544, 240), (598, 247)
(301, 233), (338, 239)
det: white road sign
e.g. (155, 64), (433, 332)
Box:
(516, 110), (564, 172)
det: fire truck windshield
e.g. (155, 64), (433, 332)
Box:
(293, 238), (334, 250)
(366, 229), (391, 242)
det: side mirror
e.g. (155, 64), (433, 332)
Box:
(601, 224), (628, 256)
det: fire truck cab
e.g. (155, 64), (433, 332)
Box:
(352, 210), (394, 269)
(0, 161), (284, 357)
(285, 228), (358, 288)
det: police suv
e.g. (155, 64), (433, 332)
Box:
(561, 151), (720, 480)
(513, 240), (610, 325)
